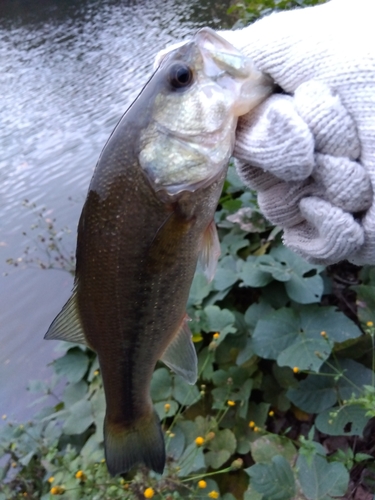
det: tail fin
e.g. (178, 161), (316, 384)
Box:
(104, 410), (165, 476)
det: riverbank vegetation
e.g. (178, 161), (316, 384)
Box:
(1, 1), (374, 499)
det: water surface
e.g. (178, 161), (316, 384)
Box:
(0, 0), (232, 420)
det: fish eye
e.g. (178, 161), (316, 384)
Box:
(168, 63), (193, 90)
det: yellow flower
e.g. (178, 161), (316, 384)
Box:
(93, 369), (99, 376)
(248, 421), (255, 428)
(164, 403), (171, 413)
(213, 332), (220, 340)
(144, 487), (155, 498)
(253, 426), (260, 432)
(268, 410), (275, 417)
(227, 400), (235, 407)
(75, 470), (86, 481)
(367, 321), (374, 327)
(320, 331), (327, 337)
(198, 480), (207, 488)
(50, 486), (65, 495)
(195, 436), (205, 446)
(48, 477), (55, 484)
(293, 367), (299, 373)
(208, 491), (219, 499)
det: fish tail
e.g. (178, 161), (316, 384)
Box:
(104, 410), (165, 476)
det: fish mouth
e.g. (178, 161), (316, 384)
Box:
(150, 166), (226, 198)
(155, 119), (230, 149)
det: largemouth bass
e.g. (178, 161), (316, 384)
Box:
(45, 27), (272, 476)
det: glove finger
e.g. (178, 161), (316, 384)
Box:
(234, 94), (314, 182)
(283, 197), (364, 265)
(314, 153), (373, 213)
(294, 81), (360, 159)
(257, 179), (320, 228)
(234, 161), (280, 191)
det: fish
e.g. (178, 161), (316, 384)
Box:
(44, 27), (272, 477)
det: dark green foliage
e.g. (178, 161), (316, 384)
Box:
(2, 163), (374, 499)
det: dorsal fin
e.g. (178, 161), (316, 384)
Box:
(160, 315), (197, 385)
(44, 287), (88, 346)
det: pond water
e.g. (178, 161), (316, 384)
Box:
(0, 0), (232, 421)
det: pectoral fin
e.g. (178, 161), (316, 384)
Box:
(198, 220), (220, 282)
(160, 316), (197, 385)
(44, 288), (88, 346)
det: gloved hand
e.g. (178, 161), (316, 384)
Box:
(219, 0), (375, 265)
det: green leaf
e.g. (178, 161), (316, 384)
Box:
(19, 450), (35, 467)
(166, 424), (185, 461)
(352, 284), (375, 324)
(62, 380), (88, 407)
(53, 348), (89, 384)
(91, 388), (106, 427)
(236, 338), (255, 365)
(287, 374), (337, 414)
(244, 301), (273, 329)
(297, 453), (349, 499)
(204, 305), (237, 340)
(188, 272), (212, 306)
(244, 486), (263, 500)
(151, 368), (172, 401)
(205, 449), (231, 469)
(80, 432), (103, 464)
(271, 245), (324, 304)
(172, 375), (200, 406)
(335, 359), (374, 400)
(272, 365), (298, 390)
(246, 455), (296, 500)
(206, 429), (236, 467)
(285, 273), (323, 304)
(213, 256), (238, 291)
(250, 435), (296, 465)
(251, 308), (299, 360)
(238, 257), (274, 287)
(299, 306), (362, 343)
(257, 254), (291, 282)
(220, 228), (249, 255)
(154, 400), (179, 420)
(62, 399), (94, 435)
(315, 404), (370, 437)
(177, 442), (205, 476)
(277, 337), (331, 372)
(287, 358), (373, 414)
(355, 452), (374, 462)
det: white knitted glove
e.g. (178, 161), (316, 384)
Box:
(219, 0), (375, 265)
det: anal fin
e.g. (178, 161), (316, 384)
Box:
(160, 316), (197, 385)
(44, 287), (88, 347)
(198, 220), (220, 282)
